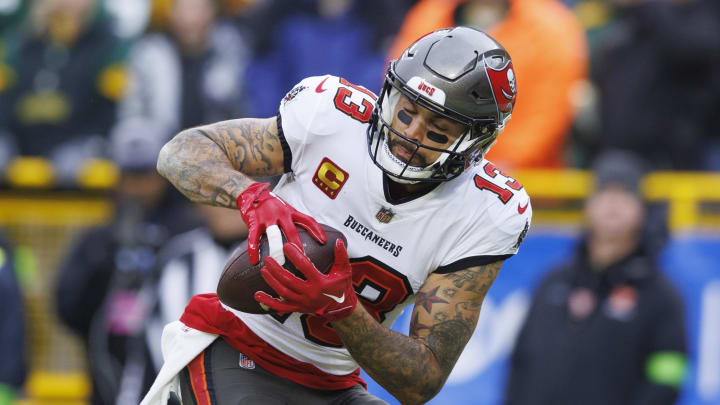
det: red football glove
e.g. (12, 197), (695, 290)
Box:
(254, 239), (357, 322)
(237, 182), (327, 264)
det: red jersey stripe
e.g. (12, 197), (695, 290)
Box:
(187, 352), (213, 405)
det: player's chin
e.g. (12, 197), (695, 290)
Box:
(405, 156), (429, 168)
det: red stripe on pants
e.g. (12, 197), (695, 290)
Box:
(187, 352), (213, 405)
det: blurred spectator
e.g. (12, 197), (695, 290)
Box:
(0, 232), (26, 404)
(0, 132), (17, 174)
(103, 0), (151, 40)
(387, 0), (588, 169)
(0, 0), (129, 178)
(505, 150), (688, 405)
(232, 0), (410, 58)
(580, 0), (720, 170)
(55, 120), (201, 405)
(246, 0), (407, 117)
(212, 0), (272, 52)
(0, 0), (28, 35)
(144, 204), (249, 373)
(117, 0), (250, 133)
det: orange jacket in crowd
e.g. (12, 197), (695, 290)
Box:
(388, 0), (588, 169)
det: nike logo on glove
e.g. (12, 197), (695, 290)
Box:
(323, 292), (345, 303)
(315, 77), (329, 93)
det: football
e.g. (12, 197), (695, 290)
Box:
(217, 223), (348, 314)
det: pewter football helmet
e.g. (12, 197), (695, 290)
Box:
(368, 26), (517, 183)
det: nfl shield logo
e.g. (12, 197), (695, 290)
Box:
(239, 353), (255, 370)
(375, 207), (395, 223)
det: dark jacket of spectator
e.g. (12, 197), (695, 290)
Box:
(505, 241), (687, 405)
(0, 233), (26, 398)
(591, 0), (720, 170)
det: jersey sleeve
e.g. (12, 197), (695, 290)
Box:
(435, 181), (532, 274)
(277, 75), (344, 173)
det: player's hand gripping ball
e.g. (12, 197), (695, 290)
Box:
(217, 223), (348, 314)
(255, 238), (357, 322)
(237, 182), (327, 265)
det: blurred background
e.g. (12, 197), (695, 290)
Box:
(0, 0), (718, 404)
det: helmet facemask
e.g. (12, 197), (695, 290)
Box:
(367, 69), (502, 184)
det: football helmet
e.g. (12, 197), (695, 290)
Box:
(367, 26), (517, 183)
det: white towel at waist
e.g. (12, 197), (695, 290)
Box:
(140, 321), (218, 405)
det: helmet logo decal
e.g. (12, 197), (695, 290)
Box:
(507, 69), (516, 95)
(486, 62), (517, 113)
(407, 76), (446, 105)
(418, 81), (435, 97)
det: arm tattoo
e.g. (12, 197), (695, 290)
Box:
(415, 286), (448, 313)
(200, 119), (280, 176)
(332, 260), (504, 404)
(156, 118), (285, 208)
(415, 262), (502, 371)
(333, 308), (443, 404)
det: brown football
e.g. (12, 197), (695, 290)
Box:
(217, 224), (347, 314)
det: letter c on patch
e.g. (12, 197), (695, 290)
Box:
(318, 162), (345, 190)
(312, 157), (349, 199)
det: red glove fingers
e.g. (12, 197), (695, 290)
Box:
(253, 246), (319, 314)
(282, 242), (323, 282)
(254, 291), (305, 314)
(260, 258), (306, 300)
(244, 221), (264, 265)
(238, 182), (327, 264)
(254, 240), (356, 321)
(331, 240), (350, 275)
(290, 210), (327, 246)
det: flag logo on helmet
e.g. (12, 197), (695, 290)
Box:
(486, 61), (517, 113)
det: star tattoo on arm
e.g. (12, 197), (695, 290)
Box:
(415, 285), (449, 313)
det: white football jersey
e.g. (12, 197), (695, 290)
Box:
(223, 75), (532, 375)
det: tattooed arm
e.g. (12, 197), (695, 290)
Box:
(332, 261), (504, 405)
(156, 118), (286, 208)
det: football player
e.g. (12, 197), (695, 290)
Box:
(143, 26), (532, 405)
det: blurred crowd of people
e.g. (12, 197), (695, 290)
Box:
(0, 0), (717, 403)
(0, 0), (412, 185)
(1, 0), (719, 178)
